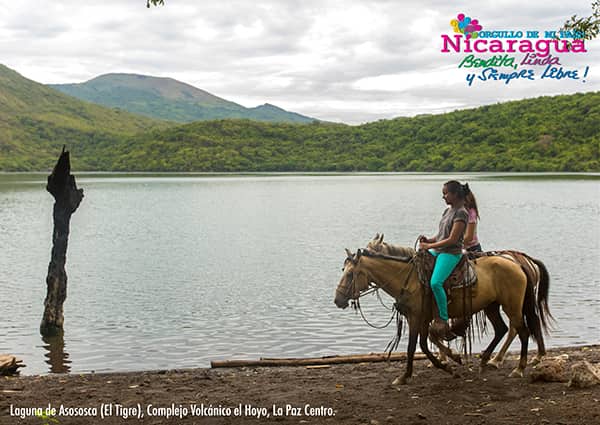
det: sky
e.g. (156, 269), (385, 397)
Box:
(1, 0), (598, 124)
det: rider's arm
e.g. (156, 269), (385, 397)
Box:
(464, 222), (476, 246)
(423, 221), (465, 250)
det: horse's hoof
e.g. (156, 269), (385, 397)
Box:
(529, 356), (542, 366)
(487, 359), (502, 369)
(486, 359), (503, 369)
(508, 368), (524, 378)
(451, 355), (463, 365)
(392, 376), (409, 385)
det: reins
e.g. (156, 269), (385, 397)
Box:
(340, 248), (422, 359)
(349, 250), (415, 333)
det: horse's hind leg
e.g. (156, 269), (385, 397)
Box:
(508, 324), (529, 378)
(480, 303), (508, 372)
(530, 332), (546, 366)
(488, 327), (516, 369)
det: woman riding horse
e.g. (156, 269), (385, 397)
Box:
(366, 233), (551, 368)
(418, 180), (471, 340)
(334, 247), (550, 384)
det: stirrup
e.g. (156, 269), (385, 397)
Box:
(430, 319), (458, 341)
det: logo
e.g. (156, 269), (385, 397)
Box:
(441, 13), (591, 86)
(450, 13), (483, 39)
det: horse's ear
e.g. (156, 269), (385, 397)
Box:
(345, 248), (352, 258)
(373, 233), (380, 241)
(356, 249), (362, 259)
(379, 233), (384, 243)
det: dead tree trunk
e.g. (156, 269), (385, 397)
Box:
(40, 146), (84, 337)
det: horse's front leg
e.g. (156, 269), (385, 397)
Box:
(429, 334), (462, 365)
(421, 323), (455, 374)
(392, 319), (419, 385)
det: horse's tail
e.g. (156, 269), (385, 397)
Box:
(521, 273), (544, 345)
(503, 250), (553, 338)
(531, 257), (554, 334)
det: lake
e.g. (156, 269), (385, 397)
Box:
(1, 173), (598, 375)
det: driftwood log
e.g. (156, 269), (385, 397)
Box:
(0, 355), (26, 375)
(211, 352), (427, 368)
(40, 147), (84, 336)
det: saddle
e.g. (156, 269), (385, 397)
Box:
(414, 250), (477, 294)
(467, 249), (540, 286)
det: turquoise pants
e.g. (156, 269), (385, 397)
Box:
(429, 250), (462, 321)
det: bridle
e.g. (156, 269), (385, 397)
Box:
(338, 249), (415, 329)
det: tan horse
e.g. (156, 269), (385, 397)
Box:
(366, 233), (551, 367)
(334, 247), (550, 384)
(486, 251), (552, 367)
(366, 234), (460, 364)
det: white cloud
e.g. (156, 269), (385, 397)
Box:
(0, 0), (598, 123)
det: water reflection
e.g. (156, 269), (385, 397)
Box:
(41, 332), (71, 373)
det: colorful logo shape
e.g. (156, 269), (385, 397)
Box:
(450, 13), (482, 39)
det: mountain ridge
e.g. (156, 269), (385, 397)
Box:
(0, 64), (597, 172)
(49, 73), (317, 123)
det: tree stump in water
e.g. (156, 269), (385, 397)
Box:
(40, 147), (84, 337)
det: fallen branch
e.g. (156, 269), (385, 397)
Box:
(211, 352), (427, 368)
(0, 354), (26, 375)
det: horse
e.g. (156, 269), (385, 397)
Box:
(366, 233), (552, 367)
(334, 246), (551, 384)
(485, 250), (552, 367)
(365, 234), (461, 363)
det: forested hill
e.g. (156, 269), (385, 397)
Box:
(49, 73), (317, 123)
(104, 92), (599, 172)
(0, 62), (598, 171)
(0, 64), (171, 170)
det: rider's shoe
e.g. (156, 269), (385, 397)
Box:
(430, 319), (458, 341)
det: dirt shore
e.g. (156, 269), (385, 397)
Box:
(1, 345), (599, 425)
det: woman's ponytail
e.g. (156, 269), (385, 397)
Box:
(462, 183), (471, 196)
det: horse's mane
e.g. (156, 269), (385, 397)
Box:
(380, 242), (416, 258)
(359, 248), (413, 263)
(366, 234), (416, 259)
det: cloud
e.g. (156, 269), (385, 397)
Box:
(1, 0), (598, 123)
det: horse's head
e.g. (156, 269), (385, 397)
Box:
(366, 233), (385, 253)
(366, 233), (416, 258)
(334, 248), (370, 309)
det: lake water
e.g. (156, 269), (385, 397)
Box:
(1, 173), (599, 375)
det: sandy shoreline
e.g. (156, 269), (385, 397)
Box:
(1, 345), (599, 424)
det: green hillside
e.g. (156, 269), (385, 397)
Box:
(0, 65), (172, 170)
(1, 64), (598, 172)
(105, 92), (598, 172)
(50, 73), (317, 123)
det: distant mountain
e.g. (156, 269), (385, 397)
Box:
(0, 64), (170, 170)
(49, 73), (317, 123)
